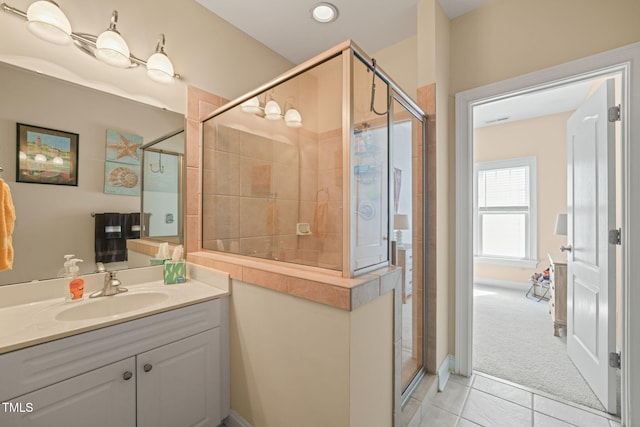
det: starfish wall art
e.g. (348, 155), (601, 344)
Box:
(104, 129), (143, 196)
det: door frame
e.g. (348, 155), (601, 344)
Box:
(455, 42), (640, 424)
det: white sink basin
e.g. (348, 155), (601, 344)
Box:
(55, 291), (170, 321)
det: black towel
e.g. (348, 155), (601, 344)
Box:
(95, 213), (127, 263)
(124, 212), (141, 239)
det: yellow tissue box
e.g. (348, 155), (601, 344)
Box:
(164, 260), (186, 284)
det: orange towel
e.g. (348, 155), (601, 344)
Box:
(0, 179), (16, 271)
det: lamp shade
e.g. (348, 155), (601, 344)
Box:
(264, 99), (282, 120)
(554, 213), (567, 236)
(26, 0), (72, 45)
(95, 29), (131, 67)
(394, 214), (410, 230)
(284, 108), (302, 128)
(146, 51), (175, 83)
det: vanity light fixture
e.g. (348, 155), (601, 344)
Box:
(25, 0), (71, 44)
(95, 11), (130, 68)
(1, 1), (180, 83)
(311, 2), (338, 23)
(240, 93), (303, 128)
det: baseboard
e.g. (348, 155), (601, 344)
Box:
(224, 410), (253, 427)
(474, 277), (530, 292)
(437, 354), (455, 391)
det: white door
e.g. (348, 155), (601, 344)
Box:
(566, 78), (617, 412)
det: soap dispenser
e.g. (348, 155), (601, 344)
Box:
(63, 256), (84, 302)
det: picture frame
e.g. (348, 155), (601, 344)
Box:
(16, 123), (79, 186)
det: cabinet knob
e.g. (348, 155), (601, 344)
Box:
(560, 245), (572, 252)
(143, 363), (153, 373)
(123, 371), (133, 381)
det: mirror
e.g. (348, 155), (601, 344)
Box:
(141, 130), (185, 244)
(0, 61), (184, 285)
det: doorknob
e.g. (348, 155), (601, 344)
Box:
(560, 245), (572, 252)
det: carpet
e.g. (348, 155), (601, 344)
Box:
(473, 283), (605, 411)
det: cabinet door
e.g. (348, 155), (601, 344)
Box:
(137, 329), (221, 427)
(0, 358), (136, 427)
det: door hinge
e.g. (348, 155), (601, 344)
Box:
(609, 228), (621, 245)
(609, 351), (621, 369)
(608, 105), (621, 122)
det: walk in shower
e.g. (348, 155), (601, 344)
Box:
(202, 40), (425, 285)
(202, 40), (427, 398)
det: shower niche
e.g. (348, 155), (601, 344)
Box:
(202, 40), (425, 278)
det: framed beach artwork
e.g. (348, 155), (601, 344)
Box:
(16, 123), (79, 186)
(104, 129), (142, 196)
(104, 161), (140, 196)
(105, 129), (143, 165)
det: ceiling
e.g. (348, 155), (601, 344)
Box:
(195, 0), (591, 125)
(195, 0), (489, 65)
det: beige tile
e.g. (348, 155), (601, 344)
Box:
(203, 149), (241, 196)
(202, 195), (240, 240)
(462, 389), (532, 427)
(239, 197), (270, 237)
(448, 374), (475, 387)
(533, 395), (610, 427)
(457, 419), (482, 426)
(242, 267), (287, 293)
(287, 277), (350, 310)
(472, 375), (532, 408)
(380, 268), (402, 295)
(240, 133), (273, 161)
(185, 119), (200, 169)
(350, 278), (380, 309)
(419, 404), (458, 427)
(534, 412), (575, 426)
(273, 167), (299, 200)
(402, 397), (422, 427)
(186, 253), (243, 280)
(429, 380), (470, 416)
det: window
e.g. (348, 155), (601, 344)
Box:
(474, 157), (537, 267)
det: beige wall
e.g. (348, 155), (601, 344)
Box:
(229, 280), (392, 427)
(372, 36), (418, 103)
(450, 0), (640, 94)
(417, 0), (452, 371)
(473, 112), (571, 283)
(446, 0), (640, 358)
(0, 0), (292, 113)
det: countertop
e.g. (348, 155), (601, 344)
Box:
(0, 264), (229, 355)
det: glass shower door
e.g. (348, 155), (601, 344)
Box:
(391, 94), (426, 395)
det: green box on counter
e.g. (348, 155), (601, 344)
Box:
(164, 260), (186, 284)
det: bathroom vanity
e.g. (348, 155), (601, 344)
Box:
(0, 265), (230, 427)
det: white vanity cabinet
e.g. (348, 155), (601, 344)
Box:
(0, 298), (229, 427)
(3, 357), (136, 427)
(137, 329), (221, 427)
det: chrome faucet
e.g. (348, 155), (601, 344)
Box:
(90, 271), (128, 298)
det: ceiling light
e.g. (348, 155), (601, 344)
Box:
(95, 11), (131, 68)
(311, 2), (338, 23)
(1, 2), (180, 83)
(240, 93), (303, 127)
(264, 99), (282, 120)
(146, 34), (175, 83)
(25, 0), (71, 45)
(284, 108), (302, 128)
(240, 96), (261, 114)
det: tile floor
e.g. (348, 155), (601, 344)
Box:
(404, 372), (621, 427)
